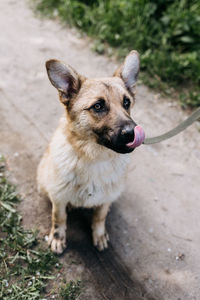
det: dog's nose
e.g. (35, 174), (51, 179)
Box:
(121, 124), (135, 143)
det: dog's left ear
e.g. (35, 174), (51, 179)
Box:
(114, 50), (140, 94)
(46, 59), (85, 105)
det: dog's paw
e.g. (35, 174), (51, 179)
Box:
(48, 227), (66, 254)
(93, 231), (109, 251)
(49, 237), (66, 254)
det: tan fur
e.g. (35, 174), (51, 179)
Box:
(92, 203), (110, 251)
(37, 51), (140, 253)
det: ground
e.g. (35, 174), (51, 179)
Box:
(0, 0), (200, 299)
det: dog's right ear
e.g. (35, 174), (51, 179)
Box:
(46, 60), (84, 105)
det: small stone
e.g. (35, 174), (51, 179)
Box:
(176, 253), (185, 261)
(28, 281), (32, 286)
(44, 235), (49, 242)
(3, 280), (8, 287)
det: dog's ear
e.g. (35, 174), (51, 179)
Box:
(114, 50), (140, 94)
(46, 59), (84, 105)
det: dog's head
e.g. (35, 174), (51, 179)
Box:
(46, 51), (145, 154)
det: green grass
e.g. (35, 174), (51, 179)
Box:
(59, 280), (82, 300)
(35, 0), (200, 108)
(0, 155), (82, 299)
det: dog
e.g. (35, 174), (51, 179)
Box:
(37, 50), (145, 254)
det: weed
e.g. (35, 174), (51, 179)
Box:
(0, 156), (59, 299)
(59, 280), (82, 300)
(35, 0), (200, 108)
(0, 155), (82, 299)
(180, 90), (200, 109)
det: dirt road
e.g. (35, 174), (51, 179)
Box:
(1, 0), (200, 299)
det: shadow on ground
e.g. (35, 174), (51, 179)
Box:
(60, 207), (158, 300)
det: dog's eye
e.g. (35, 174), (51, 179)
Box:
(94, 103), (102, 110)
(123, 96), (131, 110)
(92, 100), (105, 112)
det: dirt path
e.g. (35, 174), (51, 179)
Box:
(1, 0), (200, 299)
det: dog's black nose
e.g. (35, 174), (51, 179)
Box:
(120, 124), (135, 143)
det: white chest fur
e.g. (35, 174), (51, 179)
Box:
(38, 119), (130, 208)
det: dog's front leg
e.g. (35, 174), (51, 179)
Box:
(48, 201), (67, 254)
(92, 203), (110, 251)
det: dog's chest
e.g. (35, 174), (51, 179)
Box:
(57, 152), (129, 207)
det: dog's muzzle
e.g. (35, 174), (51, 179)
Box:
(95, 121), (145, 154)
(105, 122), (145, 154)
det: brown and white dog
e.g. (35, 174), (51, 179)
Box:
(37, 50), (145, 254)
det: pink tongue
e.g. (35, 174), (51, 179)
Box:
(126, 125), (145, 149)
